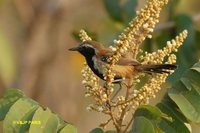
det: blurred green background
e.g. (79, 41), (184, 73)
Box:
(0, 0), (200, 132)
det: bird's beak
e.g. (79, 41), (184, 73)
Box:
(68, 46), (80, 51)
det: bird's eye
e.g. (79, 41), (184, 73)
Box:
(101, 56), (109, 62)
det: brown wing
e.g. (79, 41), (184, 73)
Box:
(116, 52), (141, 66)
(116, 58), (141, 66)
(97, 48), (141, 66)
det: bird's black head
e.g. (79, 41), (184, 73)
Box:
(69, 41), (100, 59)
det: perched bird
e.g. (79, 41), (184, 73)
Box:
(69, 40), (177, 82)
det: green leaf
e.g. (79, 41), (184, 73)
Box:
(157, 102), (190, 133)
(59, 124), (77, 133)
(0, 89), (77, 132)
(131, 116), (154, 133)
(134, 105), (163, 121)
(184, 69), (200, 91)
(180, 78), (192, 91)
(168, 61), (200, 123)
(154, 61), (200, 132)
(103, 0), (122, 22)
(132, 61), (200, 133)
(155, 127), (165, 133)
(134, 105), (173, 133)
(56, 115), (68, 132)
(3, 97), (39, 133)
(29, 107), (59, 133)
(158, 96), (188, 123)
(169, 84), (200, 123)
(90, 128), (104, 133)
(0, 89), (24, 120)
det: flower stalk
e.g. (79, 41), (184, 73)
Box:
(78, 0), (188, 132)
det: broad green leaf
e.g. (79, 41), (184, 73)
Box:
(184, 69), (200, 91)
(158, 96), (188, 123)
(168, 61), (200, 123)
(3, 97), (39, 133)
(134, 105), (163, 121)
(155, 127), (165, 133)
(155, 61), (200, 132)
(169, 84), (200, 123)
(131, 116), (154, 133)
(0, 89), (24, 120)
(56, 115), (67, 132)
(29, 107), (59, 133)
(90, 128), (104, 133)
(134, 105), (172, 133)
(103, 0), (122, 22)
(158, 118), (179, 133)
(157, 102), (190, 133)
(59, 124), (77, 133)
(180, 78), (192, 91)
(0, 89), (77, 133)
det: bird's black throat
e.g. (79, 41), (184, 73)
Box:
(85, 56), (122, 82)
(85, 56), (105, 80)
(79, 47), (105, 80)
(80, 47), (122, 82)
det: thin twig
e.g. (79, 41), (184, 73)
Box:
(123, 114), (135, 133)
(118, 81), (134, 132)
(108, 106), (121, 132)
(99, 118), (112, 128)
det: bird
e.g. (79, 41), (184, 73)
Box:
(69, 40), (177, 82)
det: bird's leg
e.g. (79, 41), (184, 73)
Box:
(111, 79), (126, 100)
(111, 83), (122, 101)
(103, 78), (126, 100)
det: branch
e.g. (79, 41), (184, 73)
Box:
(118, 82), (133, 127)
(123, 113), (135, 133)
(155, 13), (200, 31)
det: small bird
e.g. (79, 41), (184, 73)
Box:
(69, 40), (177, 82)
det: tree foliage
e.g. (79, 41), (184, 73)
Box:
(0, 89), (77, 133)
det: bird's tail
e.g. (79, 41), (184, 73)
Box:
(136, 64), (177, 74)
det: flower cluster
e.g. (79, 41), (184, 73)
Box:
(79, 29), (92, 41)
(79, 30), (110, 113)
(81, 63), (99, 98)
(78, 0), (188, 132)
(79, 30), (98, 98)
(141, 30), (188, 64)
(105, 0), (169, 88)
(113, 30), (188, 115)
